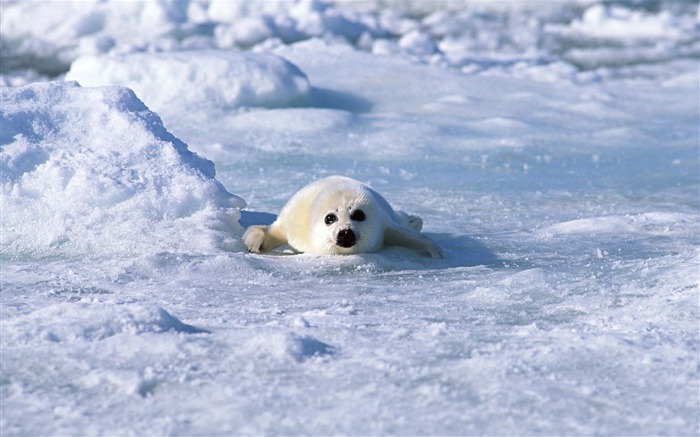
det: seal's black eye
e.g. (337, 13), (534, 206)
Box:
(350, 209), (366, 222)
(325, 213), (337, 225)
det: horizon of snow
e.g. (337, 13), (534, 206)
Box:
(2, 0), (698, 85)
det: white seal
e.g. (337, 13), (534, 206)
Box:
(243, 176), (443, 258)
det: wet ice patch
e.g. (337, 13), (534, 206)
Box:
(1, 81), (245, 258)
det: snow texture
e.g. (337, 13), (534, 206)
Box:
(1, 0), (698, 435)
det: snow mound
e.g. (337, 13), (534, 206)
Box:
(244, 331), (338, 363)
(2, 303), (207, 346)
(66, 50), (310, 120)
(1, 81), (245, 259)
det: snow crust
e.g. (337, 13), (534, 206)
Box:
(1, 0), (698, 435)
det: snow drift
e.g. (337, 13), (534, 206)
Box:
(1, 81), (245, 258)
(66, 50), (311, 120)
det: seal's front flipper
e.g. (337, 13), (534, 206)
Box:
(384, 225), (443, 259)
(243, 224), (287, 253)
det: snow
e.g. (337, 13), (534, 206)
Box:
(1, 0), (699, 435)
(1, 81), (244, 258)
(66, 50), (311, 121)
(554, 4), (689, 41)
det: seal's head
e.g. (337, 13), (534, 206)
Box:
(310, 184), (384, 255)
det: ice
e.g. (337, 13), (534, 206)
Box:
(1, 0), (699, 435)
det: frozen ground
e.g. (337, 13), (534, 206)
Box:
(1, 1), (699, 435)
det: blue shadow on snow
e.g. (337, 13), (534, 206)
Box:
(307, 87), (373, 113)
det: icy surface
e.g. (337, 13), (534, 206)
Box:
(1, 0), (699, 435)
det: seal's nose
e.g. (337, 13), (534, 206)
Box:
(336, 229), (356, 248)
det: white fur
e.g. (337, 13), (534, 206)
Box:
(243, 176), (443, 258)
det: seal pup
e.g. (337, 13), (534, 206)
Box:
(243, 176), (443, 258)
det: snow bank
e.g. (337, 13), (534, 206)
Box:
(66, 50), (310, 120)
(1, 81), (245, 258)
